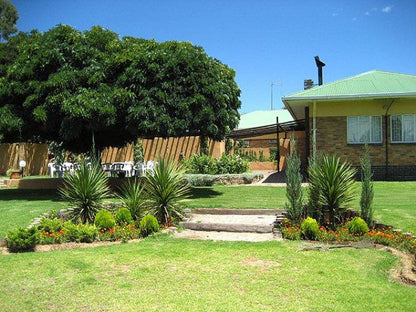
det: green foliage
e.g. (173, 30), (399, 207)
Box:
(0, 0), (18, 41)
(307, 156), (322, 221)
(345, 217), (369, 235)
(115, 208), (133, 225)
(360, 145), (374, 226)
(0, 25), (241, 152)
(184, 154), (248, 175)
(133, 138), (144, 163)
(61, 222), (98, 243)
(184, 154), (217, 174)
(94, 209), (115, 231)
(7, 227), (39, 252)
(6, 168), (20, 177)
(280, 220), (301, 240)
(300, 217), (319, 240)
(269, 147), (277, 161)
(38, 217), (64, 233)
(258, 150), (267, 162)
(117, 178), (146, 221)
(308, 154), (356, 228)
(285, 138), (304, 222)
(139, 215), (160, 237)
(146, 157), (190, 224)
(225, 138), (233, 155)
(59, 161), (110, 223)
(48, 141), (65, 166)
(216, 154), (249, 174)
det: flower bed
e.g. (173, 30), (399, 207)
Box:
(281, 219), (416, 255)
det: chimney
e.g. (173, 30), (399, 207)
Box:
(314, 56), (325, 86)
(304, 79), (314, 90)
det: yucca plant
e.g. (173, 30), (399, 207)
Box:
(117, 178), (146, 221)
(145, 157), (190, 224)
(59, 161), (110, 223)
(308, 154), (356, 228)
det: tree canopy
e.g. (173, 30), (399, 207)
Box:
(0, 0), (18, 41)
(0, 25), (241, 152)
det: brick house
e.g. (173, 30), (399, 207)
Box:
(282, 70), (416, 180)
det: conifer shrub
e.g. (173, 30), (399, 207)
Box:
(7, 227), (40, 252)
(94, 210), (115, 231)
(139, 215), (160, 237)
(345, 217), (369, 235)
(300, 217), (319, 240)
(115, 208), (133, 225)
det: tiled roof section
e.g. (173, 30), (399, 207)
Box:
(283, 70), (416, 99)
(237, 109), (293, 129)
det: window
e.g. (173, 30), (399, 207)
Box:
(243, 140), (250, 148)
(347, 116), (382, 144)
(269, 139), (278, 144)
(391, 115), (416, 143)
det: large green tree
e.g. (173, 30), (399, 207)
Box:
(0, 25), (241, 152)
(0, 0), (18, 41)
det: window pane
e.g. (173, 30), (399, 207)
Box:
(403, 115), (415, 142)
(347, 117), (358, 143)
(358, 116), (370, 143)
(391, 115), (402, 142)
(371, 116), (382, 143)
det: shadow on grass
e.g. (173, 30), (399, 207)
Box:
(189, 187), (223, 199)
(0, 189), (62, 201)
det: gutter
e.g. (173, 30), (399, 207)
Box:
(282, 91), (416, 102)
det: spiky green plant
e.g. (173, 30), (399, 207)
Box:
(308, 154), (356, 228)
(360, 145), (374, 226)
(145, 157), (190, 224)
(285, 138), (304, 222)
(117, 178), (146, 221)
(59, 161), (110, 223)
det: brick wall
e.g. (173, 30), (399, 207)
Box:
(309, 116), (416, 180)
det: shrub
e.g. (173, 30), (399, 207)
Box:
(360, 145), (374, 226)
(285, 138), (304, 222)
(184, 154), (216, 174)
(269, 147), (277, 161)
(59, 161), (110, 223)
(38, 218), (66, 244)
(115, 208), (133, 225)
(75, 223), (99, 243)
(308, 154), (356, 228)
(7, 227), (39, 252)
(140, 215), (160, 237)
(216, 154), (249, 174)
(345, 217), (369, 235)
(259, 150), (267, 162)
(94, 209), (115, 231)
(300, 217), (319, 240)
(117, 179), (146, 221)
(280, 220), (301, 240)
(146, 157), (190, 224)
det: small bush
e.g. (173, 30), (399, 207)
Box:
(300, 217), (319, 240)
(140, 215), (160, 237)
(184, 174), (215, 186)
(115, 208), (133, 225)
(94, 210), (115, 231)
(38, 217), (64, 233)
(7, 227), (39, 252)
(63, 222), (98, 243)
(183, 154), (216, 174)
(345, 217), (369, 235)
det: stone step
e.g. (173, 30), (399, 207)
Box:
(180, 221), (273, 233)
(174, 230), (281, 242)
(188, 208), (286, 216)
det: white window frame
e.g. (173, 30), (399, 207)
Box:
(390, 114), (416, 143)
(347, 116), (382, 144)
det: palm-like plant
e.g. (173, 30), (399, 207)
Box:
(308, 154), (356, 227)
(59, 161), (110, 223)
(145, 157), (190, 224)
(117, 178), (146, 221)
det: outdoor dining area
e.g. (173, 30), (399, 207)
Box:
(47, 161), (157, 178)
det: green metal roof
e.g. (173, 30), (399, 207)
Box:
(283, 70), (416, 100)
(237, 109), (293, 129)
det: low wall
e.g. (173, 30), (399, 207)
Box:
(249, 162), (277, 171)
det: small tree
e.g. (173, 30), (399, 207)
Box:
(285, 138), (304, 222)
(360, 145), (374, 226)
(133, 138), (144, 163)
(307, 155), (322, 221)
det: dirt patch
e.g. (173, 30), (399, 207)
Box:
(242, 257), (281, 267)
(384, 246), (416, 286)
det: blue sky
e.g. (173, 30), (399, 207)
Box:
(12, 0), (416, 113)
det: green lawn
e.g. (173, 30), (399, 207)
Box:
(0, 189), (65, 237)
(0, 237), (415, 311)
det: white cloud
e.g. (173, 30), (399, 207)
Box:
(382, 6), (392, 13)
